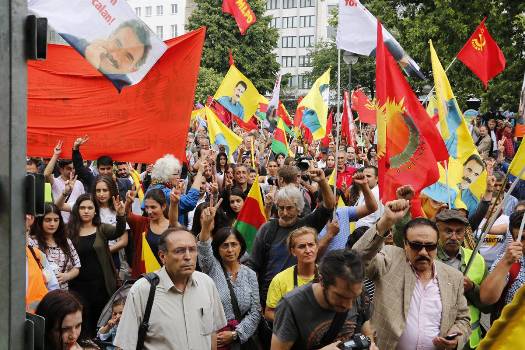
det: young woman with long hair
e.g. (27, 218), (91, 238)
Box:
(29, 203), (81, 290)
(66, 193), (126, 339)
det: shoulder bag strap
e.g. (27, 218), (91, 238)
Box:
(28, 245), (44, 270)
(136, 273), (160, 350)
(318, 311), (349, 347)
(221, 265), (243, 321)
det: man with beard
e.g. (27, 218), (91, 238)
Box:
(217, 81), (247, 119)
(354, 200), (471, 349)
(435, 209), (489, 350)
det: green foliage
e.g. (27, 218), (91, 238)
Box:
(308, 0), (525, 112)
(194, 67), (224, 105)
(187, 0), (280, 104)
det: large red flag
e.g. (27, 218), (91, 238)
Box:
(222, 0), (256, 35)
(28, 28), (206, 164)
(457, 18), (506, 88)
(376, 21), (448, 203)
(341, 91), (357, 148)
(351, 88), (376, 125)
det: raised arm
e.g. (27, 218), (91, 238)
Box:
(353, 172), (378, 219)
(43, 140), (63, 185)
(168, 186), (182, 227)
(54, 173), (77, 212)
(308, 168), (335, 210)
(71, 135), (94, 188)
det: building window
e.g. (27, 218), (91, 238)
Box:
(145, 6), (152, 16)
(269, 17), (280, 29)
(282, 16), (297, 29)
(300, 0), (314, 7)
(156, 5), (163, 16)
(156, 26), (164, 39)
(281, 36), (296, 48)
(299, 15), (315, 27)
(281, 56), (296, 67)
(287, 75), (298, 88)
(135, 7), (141, 16)
(299, 55), (312, 67)
(171, 24), (178, 38)
(298, 75), (311, 89)
(266, 0), (279, 9)
(299, 35), (314, 47)
(171, 3), (178, 14)
(282, 0), (296, 9)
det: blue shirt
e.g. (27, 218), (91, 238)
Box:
(217, 96), (244, 119)
(318, 206), (359, 252)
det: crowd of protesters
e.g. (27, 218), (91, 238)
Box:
(24, 109), (525, 350)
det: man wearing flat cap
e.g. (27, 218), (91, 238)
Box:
(435, 209), (490, 350)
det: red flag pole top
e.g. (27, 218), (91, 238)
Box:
(457, 17), (506, 88)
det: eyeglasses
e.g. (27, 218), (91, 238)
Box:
(405, 240), (438, 252)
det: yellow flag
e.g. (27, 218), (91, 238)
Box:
(205, 107), (242, 158)
(328, 168), (336, 187)
(509, 141), (525, 179)
(297, 69), (331, 140)
(423, 41), (486, 212)
(478, 285), (525, 349)
(214, 65), (261, 121)
(141, 232), (160, 273)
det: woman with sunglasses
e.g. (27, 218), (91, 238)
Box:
(197, 198), (261, 349)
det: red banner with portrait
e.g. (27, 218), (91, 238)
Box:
(27, 27), (206, 164)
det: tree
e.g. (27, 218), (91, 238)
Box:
(308, 0), (525, 112)
(194, 67), (223, 105)
(187, 0), (280, 104)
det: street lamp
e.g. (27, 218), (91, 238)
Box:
(342, 51), (358, 94)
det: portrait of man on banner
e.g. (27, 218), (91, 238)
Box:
(214, 65), (261, 122)
(28, 0), (167, 91)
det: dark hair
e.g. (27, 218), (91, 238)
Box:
(235, 80), (248, 90)
(115, 19), (152, 67)
(30, 203), (74, 267)
(509, 210), (525, 234)
(97, 155), (113, 167)
(144, 188), (168, 218)
(402, 217), (439, 241)
(216, 152), (229, 172)
(57, 159), (73, 168)
(92, 175), (118, 210)
(27, 157), (40, 167)
(515, 200), (525, 211)
(463, 154), (485, 171)
(223, 187), (246, 221)
(112, 297), (126, 309)
(115, 161), (127, 166)
(35, 290), (83, 350)
(493, 170), (505, 182)
(191, 202), (229, 236)
(158, 228), (195, 253)
(363, 165), (378, 177)
(319, 249), (364, 287)
(211, 227), (247, 262)
(67, 194), (101, 243)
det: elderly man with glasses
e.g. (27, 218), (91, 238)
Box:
(353, 199), (471, 350)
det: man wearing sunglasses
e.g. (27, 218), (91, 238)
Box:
(435, 209), (490, 350)
(354, 199), (471, 350)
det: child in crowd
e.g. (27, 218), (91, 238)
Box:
(97, 298), (125, 349)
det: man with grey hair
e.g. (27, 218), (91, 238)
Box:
(247, 168), (335, 310)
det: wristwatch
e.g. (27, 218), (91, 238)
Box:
(231, 331), (238, 341)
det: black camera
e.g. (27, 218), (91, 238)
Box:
(267, 177), (277, 186)
(296, 156), (311, 172)
(338, 334), (371, 350)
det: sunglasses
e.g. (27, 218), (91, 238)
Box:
(405, 240), (438, 252)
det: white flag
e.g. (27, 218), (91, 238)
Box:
(28, 0), (167, 91)
(336, 0), (424, 79)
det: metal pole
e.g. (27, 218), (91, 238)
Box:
(0, 0), (28, 349)
(333, 49), (341, 200)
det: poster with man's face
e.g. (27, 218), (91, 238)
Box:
(28, 0), (167, 91)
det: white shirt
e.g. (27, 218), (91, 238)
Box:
(475, 215), (509, 267)
(396, 273), (442, 350)
(51, 175), (84, 223)
(355, 185), (382, 229)
(187, 195), (207, 230)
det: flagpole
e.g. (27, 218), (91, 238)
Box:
(422, 56), (458, 105)
(334, 49), (342, 202)
(463, 167), (525, 275)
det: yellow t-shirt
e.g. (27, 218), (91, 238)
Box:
(266, 265), (315, 309)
